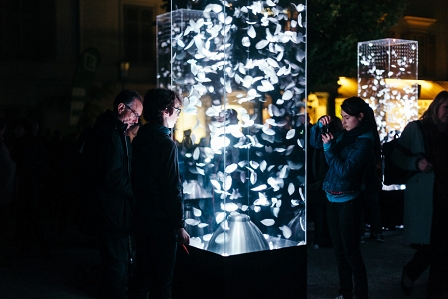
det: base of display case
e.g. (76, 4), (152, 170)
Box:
(173, 245), (307, 299)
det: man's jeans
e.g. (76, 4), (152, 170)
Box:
(98, 235), (129, 299)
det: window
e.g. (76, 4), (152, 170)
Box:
(123, 5), (155, 64)
(0, 0), (56, 60)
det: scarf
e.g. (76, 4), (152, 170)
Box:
(331, 122), (370, 154)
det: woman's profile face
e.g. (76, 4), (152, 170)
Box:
(437, 100), (448, 124)
(341, 109), (362, 131)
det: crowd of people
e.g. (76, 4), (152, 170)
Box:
(78, 88), (189, 299)
(0, 88), (189, 299)
(1, 89), (448, 299)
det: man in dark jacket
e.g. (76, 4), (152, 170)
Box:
(79, 89), (143, 299)
(129, 88), (189, 299)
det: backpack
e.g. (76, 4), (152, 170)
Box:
(382, 121), (425, 186)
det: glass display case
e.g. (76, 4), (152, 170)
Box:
(157, 1), (307, 257)
(358, 38), (419, 142)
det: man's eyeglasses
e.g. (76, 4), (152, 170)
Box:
(173, 107), (182, 115)
(125, 104), (140, 118)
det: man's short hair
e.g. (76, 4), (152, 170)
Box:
(142, 88), (182, 124)
(113, 90), (143, 111)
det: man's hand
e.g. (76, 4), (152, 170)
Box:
(176, 228), (190, 245)
(418, 158), (433, 173)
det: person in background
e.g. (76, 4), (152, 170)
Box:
(359, 131), (384, 243)
(359, 186), (384, 243)
(310, 97), (381, 299)
(9, 118), (49, 258)
(394, 90), (448, 298)
(129, 88), (189, 299)
(79, 89), (143, 299)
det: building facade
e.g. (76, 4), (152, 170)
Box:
(0, 0), (164, 135)
(0, 0), (447, 136)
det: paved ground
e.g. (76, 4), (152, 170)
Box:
(0, 215), (439, 299)
(307, 228), (431, 299)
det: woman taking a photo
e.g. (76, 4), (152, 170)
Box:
(310, 96), (381, 299)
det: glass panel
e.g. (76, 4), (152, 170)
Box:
(158, 1), (307, 256)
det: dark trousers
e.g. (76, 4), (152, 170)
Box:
(427, 234), (448, 298)
(360, 192), (383, 236)
(404, 236), (448, 298)
(327, 199), (369, 299)
(129, 227), (177, 299)
(405, 244), (431, 282)
(98, 235), (129, 299)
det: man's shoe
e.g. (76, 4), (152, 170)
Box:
(400, 267), (413, 296)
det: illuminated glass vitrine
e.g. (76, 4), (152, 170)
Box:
(358, 38), (419, 142)
(157, 1), (307, 257)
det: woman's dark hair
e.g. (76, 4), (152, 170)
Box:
(341, 97), (381, 160)
(421, 90), (448, 124)
(142, 88), (182, 124)
(332, 116), (343, 132)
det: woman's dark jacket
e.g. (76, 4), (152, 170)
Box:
(310, 123), (374, 194)
(79, 109), (134, 237)
(131, 122), (185, 234)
